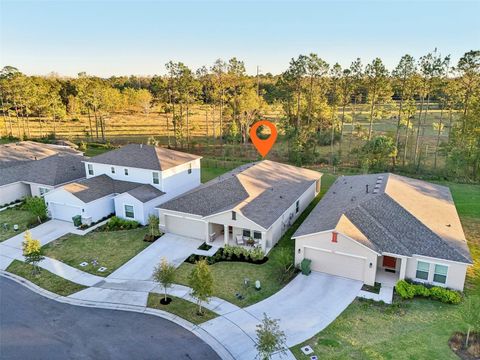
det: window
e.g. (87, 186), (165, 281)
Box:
(124, 168), (129, 176)
(232, 211), (237, 220)
(416, 261), (430, 280)
(153, 172), (159, 184)
(188, 163), (192, 174)
(111, 167), (115, 174)
(87, 164), (94, 175)
(124, 205), (134, 219)
(295, 200), (300, 214)
(39, 187), (49, 196)
(243, 229), (251, 237)
(433, 264), (448, 284)
(253, 231), (262, 240)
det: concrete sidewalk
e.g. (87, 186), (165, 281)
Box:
(1, 220), (74, 249)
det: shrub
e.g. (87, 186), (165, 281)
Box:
(104, 216), (140, 231)
(395, 279), (462, 304)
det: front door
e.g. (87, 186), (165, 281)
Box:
(382, 256), (397, 269)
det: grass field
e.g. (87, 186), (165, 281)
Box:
(42, 228), (150, 277)
(6, 260), (86, 296)
(0, 207), (38, 242)
(173, 174), (337, 307)
(147, 293), (217, 325)
(291, 181), (480, 359)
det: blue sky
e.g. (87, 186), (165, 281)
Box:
(1, 1), (479, 76)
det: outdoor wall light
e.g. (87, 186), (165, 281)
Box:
(369, 262), (373, 268)
(298, 248), (301, 254)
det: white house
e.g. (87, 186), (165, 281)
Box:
(0, 153), (86, 205)
(158, 160), (322, 254)
(44, 144), (201, 225)
(293, 173), (473, 291)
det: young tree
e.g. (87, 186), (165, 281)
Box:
(22, 230), (44, 274)
(460, 296), (480, 348)
(148, 214), (160, 237)
(188, 259), (213, 315)
(152, 258), (176, 303)
(24, 196), (47, 224)
(255, 313), (287, 360)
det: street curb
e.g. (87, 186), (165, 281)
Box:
(0, 271), (235, 360)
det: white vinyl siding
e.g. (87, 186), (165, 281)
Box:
(416, 261), (430, 280)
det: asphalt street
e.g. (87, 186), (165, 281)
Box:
(0, 277), (220, 360)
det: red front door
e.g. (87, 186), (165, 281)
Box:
(383, 256), (397, 269)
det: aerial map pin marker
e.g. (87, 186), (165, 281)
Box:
(250, 120), (277, 158)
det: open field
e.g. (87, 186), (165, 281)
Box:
(42, 228), (149, 277)
(291, 181), (480, 359)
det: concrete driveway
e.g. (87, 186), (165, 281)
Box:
(0, 276), (219, 360)
(107, 233), (203, 281)
(201, 272), (362, 359)
(0, 220), (75, 270)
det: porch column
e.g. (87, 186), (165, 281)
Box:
(261, 231), (267, 252)
(205, 222), (210, 243)
(224, 224), (229, 246)
(399, 257), (407, 280)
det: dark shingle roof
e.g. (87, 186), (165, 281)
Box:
(293, 173), (472, 264)
(0, 141), (82, 168)
(159, 160), (322, 229)
(127, 184), (165, 203)
(87, 144), (201, 171)
(63, 175), (141, 203)
(0, 154), (86, 187)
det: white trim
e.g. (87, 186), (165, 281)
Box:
(158, 208), (204, 219)
(412, 253), (471, 266)
(303, 245), (368, 261)
(82, 157), (202, 174)
(203, 209), (267, 231)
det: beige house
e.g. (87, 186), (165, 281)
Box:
(158, 160), (322, 253)
(293, 173), (472, 291)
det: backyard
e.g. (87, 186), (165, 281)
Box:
(173, 173), (337, 307)
(42, 227), (150, 277)
(291, 181), (480, 360)
(0, 207), (38, 242)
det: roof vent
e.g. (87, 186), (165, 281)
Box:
(373, 189), (379, 194)
(366, 184), (369, 193)
(140, 144), (143, 148)
(446, 224), (451, 227)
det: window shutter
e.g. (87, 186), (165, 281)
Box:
(332, 232), (338, 243)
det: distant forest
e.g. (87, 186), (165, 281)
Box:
(0, 49), (479, 181)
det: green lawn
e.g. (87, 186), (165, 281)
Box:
(201, 166), (230, 183)
(174, 174), (337, 307)
(0, 207), (38, 242)
(6, 260), (86, 296)
(291, 181), (480, 359)
(147, 293), (217, 325)
(42, 228), (150, 277)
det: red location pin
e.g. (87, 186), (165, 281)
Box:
(249, 120), (278, 158)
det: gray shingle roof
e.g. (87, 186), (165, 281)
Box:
(293, 173), (472, 264)
(159, 160), (322, 229)
(127, 184), (165, 203)
(63, 175), (142, 203)
(87, 144), (201, 171)
(0, 141), (82, 169)
(0, 154), (86, 187)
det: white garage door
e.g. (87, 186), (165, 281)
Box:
(304, 247), (366, 282)
(165, 215), (205, 240)
(51, 203), (82, 222)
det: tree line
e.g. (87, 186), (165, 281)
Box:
(0, 49), (479, 180)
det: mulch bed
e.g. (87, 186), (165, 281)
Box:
(449, 332), (480, 360)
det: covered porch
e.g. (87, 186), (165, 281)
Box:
(375, 254), (407, 286)
(206, 222), (267, 252)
